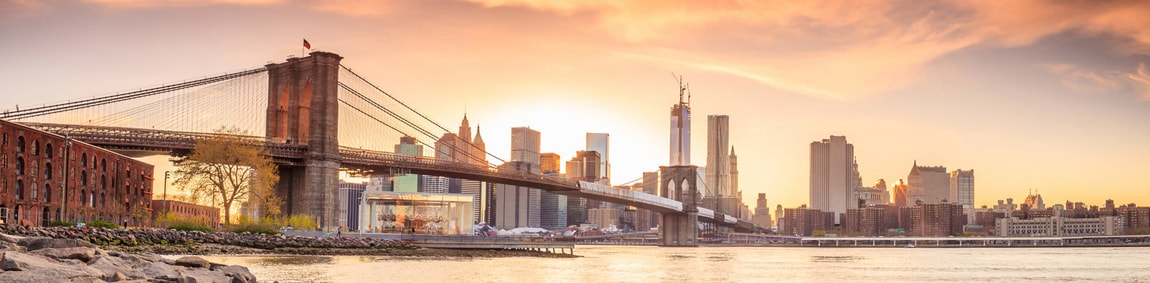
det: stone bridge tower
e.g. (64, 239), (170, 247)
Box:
(659, 165), (700, 247)
(265, 52), (343, 230)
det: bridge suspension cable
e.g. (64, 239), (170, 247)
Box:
(1, 67), (270, 135)
(336, 65), (508, 168)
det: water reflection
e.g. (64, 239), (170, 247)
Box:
(197, 246), (1150, 283)
(810, 255), (865, 263)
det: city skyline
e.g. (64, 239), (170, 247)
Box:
(2, 1), (1149, 209)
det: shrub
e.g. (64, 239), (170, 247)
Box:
(169, 222), (215, 233)
(87, 219), (119, 229)
(48, 220), (76, 227)
(231, 225), (280, 235)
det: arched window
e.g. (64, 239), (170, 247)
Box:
(92, 156), (97, 170)
(45, 143), (53, 159)
(100, 175), (106, 190)
(15, 157), (23, 175)
(1, 133), (6, 147)
(100, 193), (105, 208)
(100, 159), (106, 172)
(80, 171), (88, 186)
(31, 140), (39, 155)
(13, 206), (20, 221)
(43, 162), (52, 180)
(16, 136), (24, 152)
(80, 190), (86, 205)
(15, 180), (23, 200)
(44, 183), (51, 203)
(41, 207), (49, 227)
(30, 182), (37, 200)
(81, 153), (88, 167)
(88, 191), (95, 207)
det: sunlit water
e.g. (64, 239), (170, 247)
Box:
(197, 246), (1150, 282)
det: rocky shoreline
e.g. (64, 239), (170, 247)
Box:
(0, 225), (575, 258)
(0, 233), (257, 282)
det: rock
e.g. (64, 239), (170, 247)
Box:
(87, 254), (147, 280)
(17, 237), (96, 251)
(30, 246), (96, 262)
(141, 261), (180, 281)
(175, 266), (233, 283)
(213, 265), (257, 283)
(174, 256), (211, 268)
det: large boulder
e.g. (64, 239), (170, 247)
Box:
(30, 246), (96, 262)
(17, 237), (96, 251)
(173, 256), (211, 268)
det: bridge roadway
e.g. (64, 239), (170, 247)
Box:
(21, 122), (759, 232)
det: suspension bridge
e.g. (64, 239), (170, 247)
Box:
(1, 51), (757, 246)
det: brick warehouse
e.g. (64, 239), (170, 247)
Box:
(0, 120), (155, 227)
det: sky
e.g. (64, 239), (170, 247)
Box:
(2, 0), (1149, 209)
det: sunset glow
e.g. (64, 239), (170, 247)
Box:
(1, 0), (1148, 209)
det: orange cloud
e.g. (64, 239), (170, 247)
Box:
(81, 0), (281, 8)
(466, 0), (1150, 100)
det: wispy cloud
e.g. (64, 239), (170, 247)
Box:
(1, 0), (51, 20)
(1129, 63), (1150, 101)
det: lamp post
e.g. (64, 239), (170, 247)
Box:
(163, 171), (169, 215)
(61, 136), (71, 223)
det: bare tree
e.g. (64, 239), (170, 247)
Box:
(172, 127), (280, 225)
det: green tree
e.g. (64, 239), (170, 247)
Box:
(173, 127), (280, 225)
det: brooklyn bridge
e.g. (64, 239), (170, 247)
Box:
(2, 51), (759, 246)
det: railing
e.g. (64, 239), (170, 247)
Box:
(19, 122), (308, 159)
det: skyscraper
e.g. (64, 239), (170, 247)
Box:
(752, 193), (772, 229)
(705, 115), (730, 198)
(810, 135), (856, 224)
(670, 82), (691, 166)
(950, 169), (975, 223)
(392, 136), (423, 193)
(907, 161), (950, 205)
(586, 133), (610, 183)
(565, 151), (602, 226)
(949, 169), (974, 207)
(511, 127), (541, 172)
(494, 161), (541, 229)
(540, 153), (561, 174)
(893, 179), (908, 207)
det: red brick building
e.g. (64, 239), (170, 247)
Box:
(1, 120), (154, 227)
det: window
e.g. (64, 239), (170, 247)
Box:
(15, 180), (23, 200)
(101, 159), (106, 172)
(16, 136), (24, 152)
(43, 162), (51, 180)
(44, 184), (51, 203)
(31, 140), (39, 155)
(81, 153), (87, 167)
(80, 171), (87, 186)
(1, 133), (6, 147)
(45, 143), (52, 159)
(15, 157), (23, 175)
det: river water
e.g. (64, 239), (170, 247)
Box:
(199, 246), (1150, 282)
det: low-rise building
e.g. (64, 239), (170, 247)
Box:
(996, 216), (1123, 236)
(152, 200), (220, 229)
